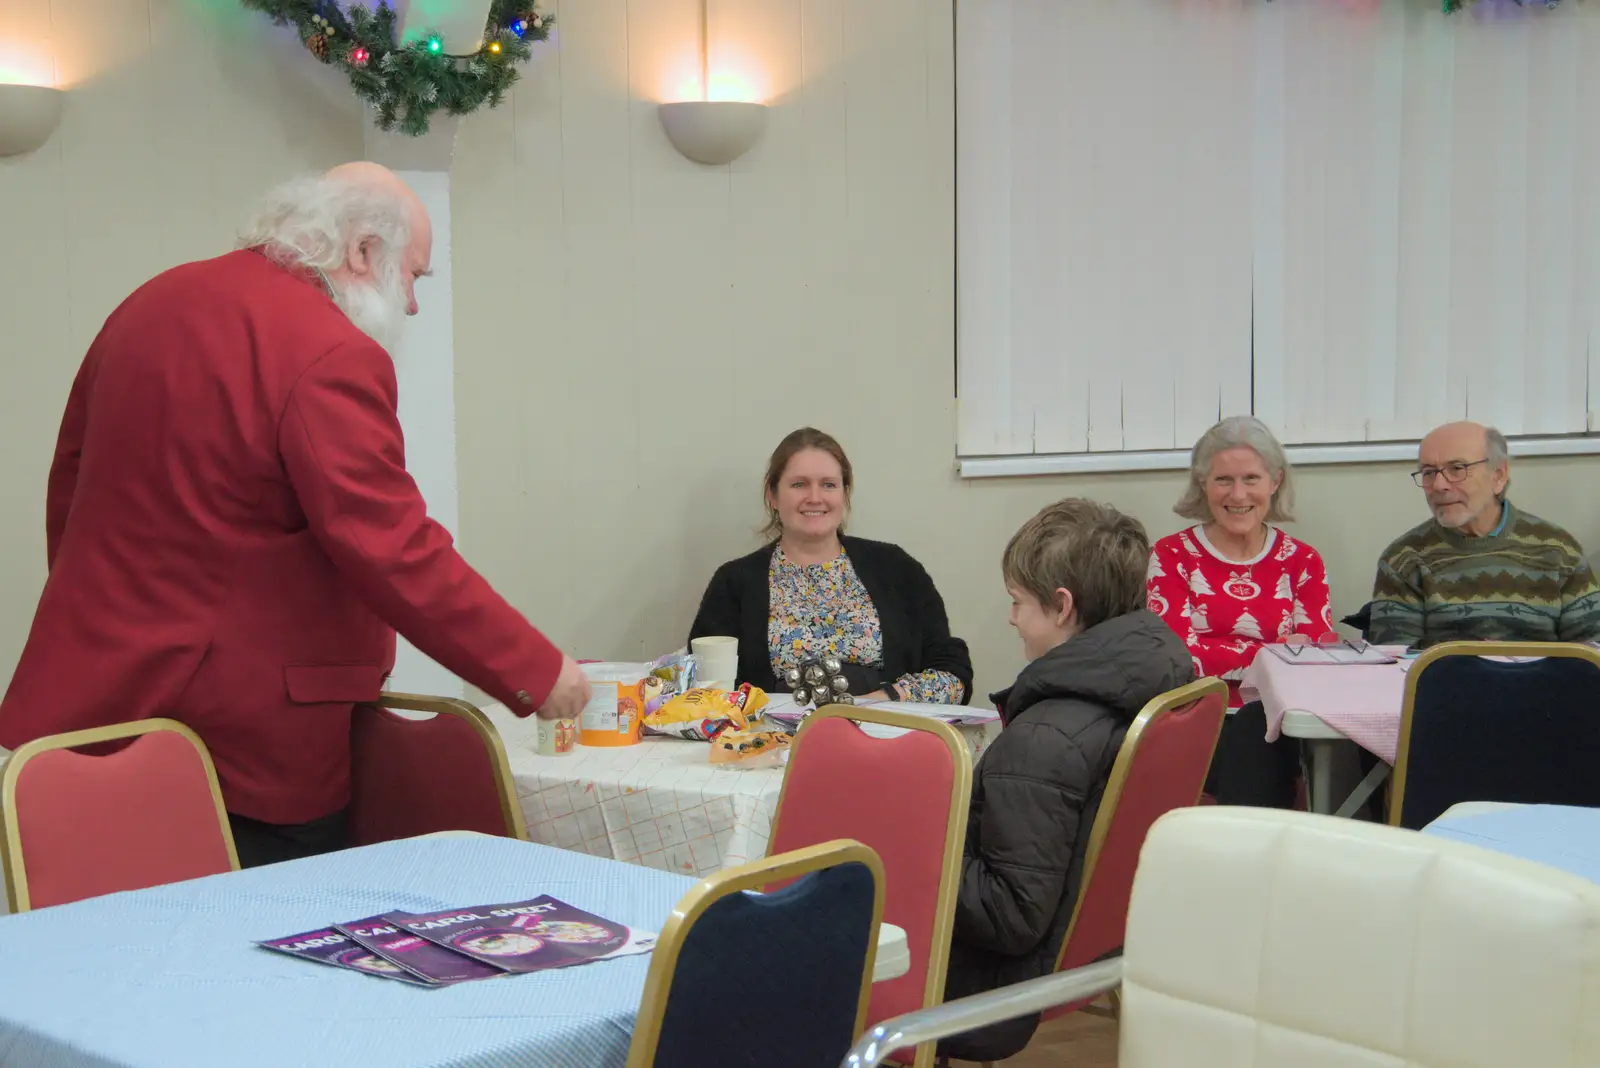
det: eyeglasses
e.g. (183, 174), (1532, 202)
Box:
(1411, 459), (1487, 488)
(1283, 632), (1370, 657)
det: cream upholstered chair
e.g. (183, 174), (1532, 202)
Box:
(843, 807), (1600, 1067)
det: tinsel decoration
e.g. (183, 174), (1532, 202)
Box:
(784, 657), (853, 712)
(241, 0), (552, 136)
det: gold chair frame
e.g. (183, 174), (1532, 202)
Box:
(1053, 676), (1229, 972)
(768, 705), (974, 1068)
(359, 691), (528, 840)
(0, 717), (239, 912)
(1389, 640), (1600, 828)
(626, 838), (885, 1068)
(1039, 676), (1228, 1032)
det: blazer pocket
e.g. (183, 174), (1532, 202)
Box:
(283, 663), (387, 705)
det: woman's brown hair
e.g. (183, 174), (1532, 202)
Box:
(760, 427), (854, 541)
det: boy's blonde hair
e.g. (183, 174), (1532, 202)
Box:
(1002, 498), (1150, 629)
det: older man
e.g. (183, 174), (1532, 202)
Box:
(0, 162), (589, 867)
(1368, 420), (1600, 649)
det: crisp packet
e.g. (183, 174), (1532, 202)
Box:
(642, 653), (696, 718)
(708, 725), (793, 768)
(643, 684), (768, 742)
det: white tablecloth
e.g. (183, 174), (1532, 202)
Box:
(486, 703), (998, 879)
(489, 704), (783, 877)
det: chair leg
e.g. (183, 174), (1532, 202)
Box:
(1081, 990), (1121, 1019)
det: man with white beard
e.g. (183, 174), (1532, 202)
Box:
(0, 162), (590, 867)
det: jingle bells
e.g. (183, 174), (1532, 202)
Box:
(786, 657), (852, 710)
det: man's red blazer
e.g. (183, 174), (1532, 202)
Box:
(0, 250), (561, 824)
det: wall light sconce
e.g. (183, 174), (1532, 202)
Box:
(0, 84), (64, 157)
(657, 1), (767, 166)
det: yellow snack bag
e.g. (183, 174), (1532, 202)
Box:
(643, 684), (768, 741)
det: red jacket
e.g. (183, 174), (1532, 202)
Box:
(0, 250), (561, 824)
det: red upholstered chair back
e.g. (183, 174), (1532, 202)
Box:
(1, 718), (238, 911)
(1046, 677), (1229, 1016)
(766, 707), (972, 1068)
(348, 694), (526, 846)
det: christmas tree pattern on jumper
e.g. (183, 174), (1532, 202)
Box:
(1146, 526), (1332, 706)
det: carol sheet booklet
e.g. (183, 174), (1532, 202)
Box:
(260, 896), (656, 987)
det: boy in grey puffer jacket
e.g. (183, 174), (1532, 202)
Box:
(940, 499), (1193, 1061)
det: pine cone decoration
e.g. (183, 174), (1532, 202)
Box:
(306, 33), (329, 60)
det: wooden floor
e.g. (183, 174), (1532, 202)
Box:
(1008, 1011), (1117, 1067)
(945, 1007), (1119, 1067)
(940, 1004), (1120, 1061)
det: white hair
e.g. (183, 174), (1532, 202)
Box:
(1174, 414), (1297, 523)
(1485, 424), (1511, 500)
(237, 174), (411, 276)
(238, 174), (413, 351)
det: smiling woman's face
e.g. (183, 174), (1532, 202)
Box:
(1204, 446), (1279, 540)
(767, 447), (847, 543)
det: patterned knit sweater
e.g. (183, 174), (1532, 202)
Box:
(1368, 501), (1600, 648)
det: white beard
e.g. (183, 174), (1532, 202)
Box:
(334, 254), (409, 354)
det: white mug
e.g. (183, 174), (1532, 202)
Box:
(691, 636), (737, 690)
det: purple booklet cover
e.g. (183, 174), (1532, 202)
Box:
(335, 915), (506, 985)
(387, 896), (657, 974)
(258, 927), (433, 986)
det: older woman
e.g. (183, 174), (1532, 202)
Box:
(688, 427), (973, 704)
(1146, 415), (1332, 807)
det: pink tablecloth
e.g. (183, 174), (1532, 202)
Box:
(1242, 647), (1410, 764)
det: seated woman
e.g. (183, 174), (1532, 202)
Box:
(1146, 415), (1332, 808)
(688, 427), (973, 704)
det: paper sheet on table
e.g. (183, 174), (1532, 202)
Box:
(762, 694), (998, 730)
(1266, 643), (1397, 666)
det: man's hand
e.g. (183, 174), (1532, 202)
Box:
(536, 655), (592, 720)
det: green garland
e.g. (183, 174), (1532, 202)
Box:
(241, 0), (552, 136)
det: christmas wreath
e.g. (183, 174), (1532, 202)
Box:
(241, 0), (552, 136)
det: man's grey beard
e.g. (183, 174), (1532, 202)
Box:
(333, 256), (408, 354)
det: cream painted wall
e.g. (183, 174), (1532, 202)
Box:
(448, 0), (1600, 705)
(0, 0), (363, 683)
(1, 0), (1596, 709)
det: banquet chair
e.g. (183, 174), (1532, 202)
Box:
(1391, 641), (1600, 829)
(628, 839), (884, 1068)
(348, 692), (526, 845)
(0, 718), (238, 911)
(936, 678), (1227, 1066)
(844, 806), (1600, 1068)
(1042, 680), (1226, 1007)
(767, 706), (972, 1068)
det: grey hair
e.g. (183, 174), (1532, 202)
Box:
(1486, 424), (1511, 500)
(1174, 415), (1296, 523)
(237, 173), (410, 276)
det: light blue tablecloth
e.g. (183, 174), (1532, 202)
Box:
(0, 836), (696, 1068)
(1424, 804), (1600, 884)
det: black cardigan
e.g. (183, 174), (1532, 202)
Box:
(687, 536), (974, 705)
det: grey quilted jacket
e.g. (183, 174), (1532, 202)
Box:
(939, 610), (1192, 1060)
